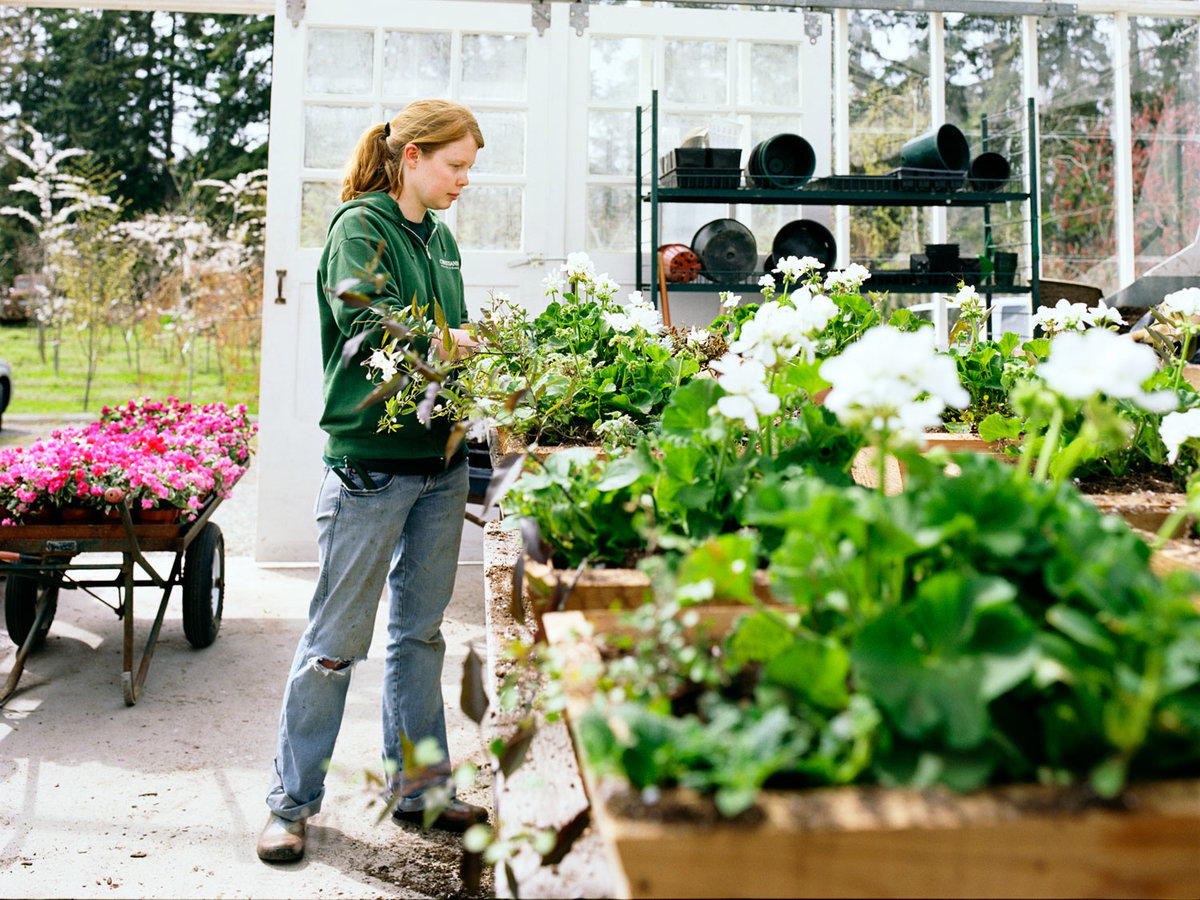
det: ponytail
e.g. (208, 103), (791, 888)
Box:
(339, 123), (401, 202)
(339, 99), (484, 203)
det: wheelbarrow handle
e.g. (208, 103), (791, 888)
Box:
(0, 550), (19, 563)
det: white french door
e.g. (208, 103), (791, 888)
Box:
(258, 0), (829, 562)
(258, 0), (559, 561)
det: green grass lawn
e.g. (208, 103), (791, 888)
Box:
(0, 320), (260, 416)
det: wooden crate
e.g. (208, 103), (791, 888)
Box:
(545, 608), (1200, 900)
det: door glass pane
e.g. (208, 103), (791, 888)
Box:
(1039, 15), (1117, 293)
(305, 105), (375, 169)
(473, 110), (525, 176)
(462, 34), (526, 101)
(1131, 17), (1200, 280)
(301, 181), (341, 248)
(665, 40), (727, 105)
(590, 36), (642, 102)
(589, 110), (635, 176)
(586, 185), (635, 253)
(747, 43), (800, 107)
(848, 10), (930, 270)
(660, 113), (714, 156)
(382, 31), (451, 98)
(945, 14), (1024, 271)
(307, 29), (374, 95)
(456, 186), (522, 250)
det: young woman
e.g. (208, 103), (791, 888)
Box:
(258, 99), (486, 863)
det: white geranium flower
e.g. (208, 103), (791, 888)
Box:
(542, 271), (565, 296)
(729, 292), (834, 367)
(1161, 287), (1200, 319)
(758, 273), (776, 299)
(1037, 329), (1177, 412)
(627, 290), (644, 305)
(820, 325), (969, 443)
(1090, 299), (1125, 329)
(603, 310), (633, 333)
(719, 291), (742, 310)
(1032, 298), (1095, 335)
(949, 284), (986, 319)
(710, 353), (780, 431)
(686, 327), (711, 348)
(594, 275), (620, 300)
(1161, 408), (1200, 464)
(562, 251), (595, 282)
(774, 255), (822, 282)
(627, 301), (663, 335)
(824, 264), (871, 293)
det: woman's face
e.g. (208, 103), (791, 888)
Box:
(404, 135), (478, 211)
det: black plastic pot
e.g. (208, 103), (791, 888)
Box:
(772, 219), (836, 270)
(924, 242), (960, 274)
(691, 218), (757, 284)
(745, 134), (816, 189)
(993, 250), (1018, 288)
(969, 152), (1011, 191)
(901, 125), (970, 172)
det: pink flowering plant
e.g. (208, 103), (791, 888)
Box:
(0, 397), (255, 525)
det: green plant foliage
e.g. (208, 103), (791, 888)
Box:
(577, 452), (1200, 813)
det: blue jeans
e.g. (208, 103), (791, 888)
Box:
(266, 459), (468, 820)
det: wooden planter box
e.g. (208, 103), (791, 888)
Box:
(545, 608), (1200, 900)
(523, 558), (776, 625)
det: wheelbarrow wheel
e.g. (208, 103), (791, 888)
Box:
(5, 574), (59, 650)
(182, 522), (224, 649)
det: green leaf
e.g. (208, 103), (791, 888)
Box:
(1046, 604), (1117, 657)
(977, 412), (1023, 442)
(660, 379), (721, 436)
(674, 534), (759, 605)
(726, 611), (795, 669)
(594, 442), (653, 492)
(764, 637), (851, 710)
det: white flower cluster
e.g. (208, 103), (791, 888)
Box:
(1160, 287), (1200, 319)
(948, 284), (987, 320)
(820, 325), (969, 443)
(364, 346), (400, 382)
(602, 291), (663, 336)
(1031, 297), (1124, 335)
(711, 353), (780, 431)
(1037, 328), (1176, 412)
(824, 263), (871, 293)
(773, 255), (823, 283)
(729, 290), (837, 367)
(1160, 408), (1200, 464)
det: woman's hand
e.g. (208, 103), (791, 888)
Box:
(433, 326), (482, 361)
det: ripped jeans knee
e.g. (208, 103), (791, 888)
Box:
(312, 654), (357, 674)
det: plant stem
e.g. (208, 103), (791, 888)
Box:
(1173, 331), (1195, 394)
(1032, 405), (1064, 483)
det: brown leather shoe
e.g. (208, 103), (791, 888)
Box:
(256, 813), (307, 862)
(392, 798), (488, 834)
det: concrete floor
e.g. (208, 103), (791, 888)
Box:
(0, 418), (497, 898)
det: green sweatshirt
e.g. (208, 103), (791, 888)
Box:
(316, 191), (469, 463)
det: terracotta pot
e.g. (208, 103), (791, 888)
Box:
(59, 507), (96, 525)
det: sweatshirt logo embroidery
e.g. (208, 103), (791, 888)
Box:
(439, 259), (460, 269)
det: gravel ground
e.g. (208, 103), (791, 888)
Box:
(0, 415), (498, 899)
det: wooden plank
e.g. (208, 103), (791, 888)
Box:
(482, 525), (619, 899)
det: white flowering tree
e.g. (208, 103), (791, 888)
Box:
(0, 123), (119, 360)
(113, 171), (266, 395)
(49, 205), (138, 409)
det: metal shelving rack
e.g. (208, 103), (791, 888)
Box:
(636, 91), (1040, 314)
